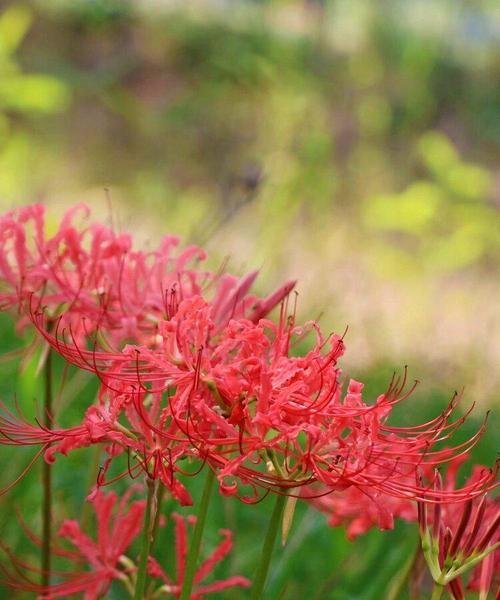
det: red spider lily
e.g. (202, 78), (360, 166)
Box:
(147, 513), (250, 599)
(26, 294), (496, 504)
(0, 203), (295, 347)
(418, 466), (499, 599)
(0, 204), (294, 503)
(1, 492), (249, 600)
(0, 489), (145, 599)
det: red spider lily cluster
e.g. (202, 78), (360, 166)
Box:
(0, 204), (293, 345)
(0, 203), (497, 599)
(6, 297), (494, 507)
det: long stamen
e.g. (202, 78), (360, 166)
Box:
(41, 342), (53, 588)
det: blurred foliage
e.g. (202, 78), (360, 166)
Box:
(0, 4), (70, 198)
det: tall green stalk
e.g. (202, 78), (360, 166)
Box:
(180, 468), (216, 600)
(386, 539), (420, 600)
(250, 493), (286, 600)
(80, 443), (103, 532)
(430, 583), (445, 600)
(150, 482), (166, 554)
(41, 346), (53, 587)
(134, 477), (158, 600)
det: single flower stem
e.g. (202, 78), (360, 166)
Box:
(386, 538), (420, 600)
(41, 345), (53, 588)
(250, 492), (286, 600)
(150, 482), (166, 554)
(430, 582), (445, 600)
(180, 468), (216, 600)
(134, 477), (158, 600)
(80, 442), (103, 532)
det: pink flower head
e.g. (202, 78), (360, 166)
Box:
(28, 293), (496, 505)
(0, 203), (295, 347)
(0, 489), (145, 599)
(147, 513), (250, 599)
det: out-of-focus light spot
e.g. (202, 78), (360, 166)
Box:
(418, 131), (458, 173)
(364, 181), (442, 234)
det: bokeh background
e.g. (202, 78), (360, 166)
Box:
(0, 1), (498, 598)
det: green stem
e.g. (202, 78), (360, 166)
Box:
(250, 493), (286, 600)
(386, 538), (420, 600)
(150, 482), (166, 554)
(41, 346), (53, 588)
(134, 477), (157, 600)
(80, 443), (103, 532)
(180, 468), (216, 600)
(430, 583), (445, 600)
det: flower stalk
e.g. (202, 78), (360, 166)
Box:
(150, 482), (166, 554)
(385, 539), (421, 600)
(180, 468), (216, 600)
(41, 344), (53, 588)
(251, 492), (286, 600)
(430, 583), (445, 600)
(134, 477), (158, 600)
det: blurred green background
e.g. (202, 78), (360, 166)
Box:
(0, 0), (498, 598)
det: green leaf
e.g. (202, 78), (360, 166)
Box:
(0, 74), (70, 113)
(0, 5), (32, 56)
